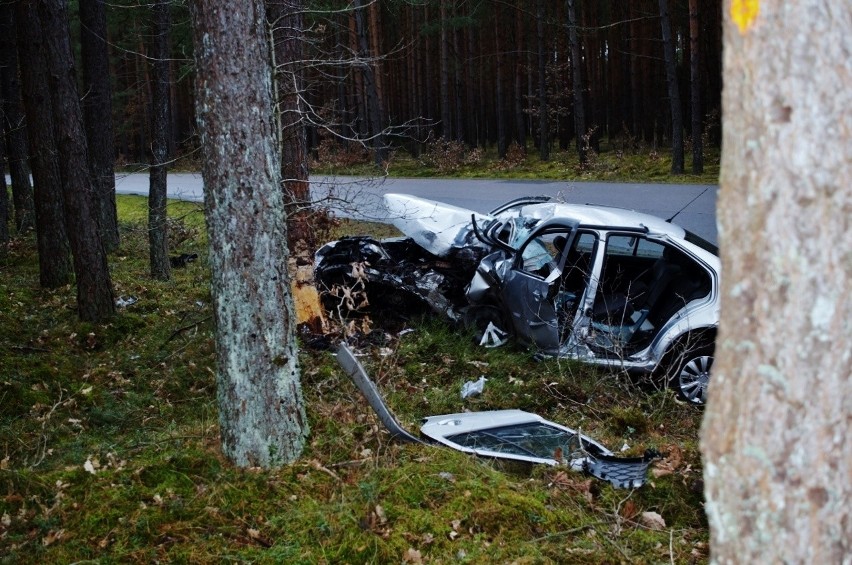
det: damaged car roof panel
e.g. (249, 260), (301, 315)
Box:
(337, 343), (653, 489)
(420, 410), (611, 467)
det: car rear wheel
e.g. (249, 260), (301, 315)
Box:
(670, 345), (713, 405)
(463, 306), (511, 348)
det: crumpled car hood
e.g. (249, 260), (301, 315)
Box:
(384, 193), (492, 257)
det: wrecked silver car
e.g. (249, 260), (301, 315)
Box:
(316, 194), (720, 404)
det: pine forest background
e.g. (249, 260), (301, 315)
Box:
(34, 0), (722, 173)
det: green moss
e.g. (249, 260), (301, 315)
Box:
(0, 194), (709, 563)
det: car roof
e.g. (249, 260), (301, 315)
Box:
(518, 202), (687, 238)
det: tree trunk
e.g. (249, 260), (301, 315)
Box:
(439, 0), (451, 141)
(40, 0), (114, 322)
(0, 4), (34, 233)
(451, 6), (464, 144)
(352, 0), (387, 165)
(566, 0), (587, 165)
(701, 1), (851, 562)
(79, 0), (119, 252)
(512, 0), (526, 150)
(494, 8), (507, 158)
(688, 0), (703, 174)
(189, 0), (308, 467)
(15, 0), (72, 287)
(658, 0), (684, 174)
(0, 118), (7, 244)
(535, 0), (549, 161)
(148, 0), (170, 280)
(268, 0), (311, 249)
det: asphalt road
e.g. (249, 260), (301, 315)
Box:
(113, 173), (718, 243)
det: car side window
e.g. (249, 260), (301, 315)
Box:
(519, 230), (572, 275)
(561, 232), (597, 293)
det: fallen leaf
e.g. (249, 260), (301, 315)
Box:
(374, 505), (387, 525)
(620, 500), (639, 520)
(248, 528), (261, 539)
(84, 458), (97, 475)
(42, 529), (65, 546)
(403, 547), (423, 564)
(640, 511), (666, 530)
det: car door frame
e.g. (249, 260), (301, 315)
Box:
(499, 223), (579, 352)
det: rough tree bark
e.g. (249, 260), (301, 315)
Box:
(512, 1), (526, 149)
(148, 0), (170, 281)
(566, 0), (587, 166)
(701, 1), (851, 562)
(267, 0), (310, 248)
(79, 0), (119, 252)
(0, 4), (34, 233)
(688, 0), (703, 174)
(268, 0), (327, 335)
(41, 0), (114, 322)
(439, 0), (451, 141)
(352, 0), (387, 165)
(535, 0), (549, 161)
(493, 7), (507, 158)
(0, 108), (7, 245)
(190, 0), (308, 467)
(658, 0), (684, 174)
(15, 0), (72, 287)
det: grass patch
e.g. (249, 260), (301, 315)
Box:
(0, 195), (708, 563)
(312, 142), (720, 185)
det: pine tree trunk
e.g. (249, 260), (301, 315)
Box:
(535, 0), (549, 161)
(79, 0), (119, 251)
(0, 4), (34, 233)
(439, 0), (451, 141)
(15, 0), (72, 287)
(189, 0), (308, 467)
(688, 0), (703, 174)
(701, 1), (851, 561)
(148, 0), (170, 281)
(0, 125), (8, 244)
(658, 0), (684, 174)
(268, 0), (311, 248)
(513, 0), (526, 150)
(352, 0), (387, 165)
(451, 8), (464, 144)
(494, 8), (507, 158)
(566, 0), (587, 165)
(40, 0), (114, 322)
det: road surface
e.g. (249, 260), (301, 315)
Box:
(113, 173), (718, 243)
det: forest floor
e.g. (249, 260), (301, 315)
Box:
(0, 195), (709, 563)
(313, 142), (720, 185)
(168, 141), (721, 186)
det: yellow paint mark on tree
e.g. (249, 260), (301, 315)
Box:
(731, 0), (759, 33)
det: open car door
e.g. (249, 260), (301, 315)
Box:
(500, 228), (577, 353)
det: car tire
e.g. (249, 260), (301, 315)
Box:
(668, 344), (714, 405)
(463, 305), (512, 348)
